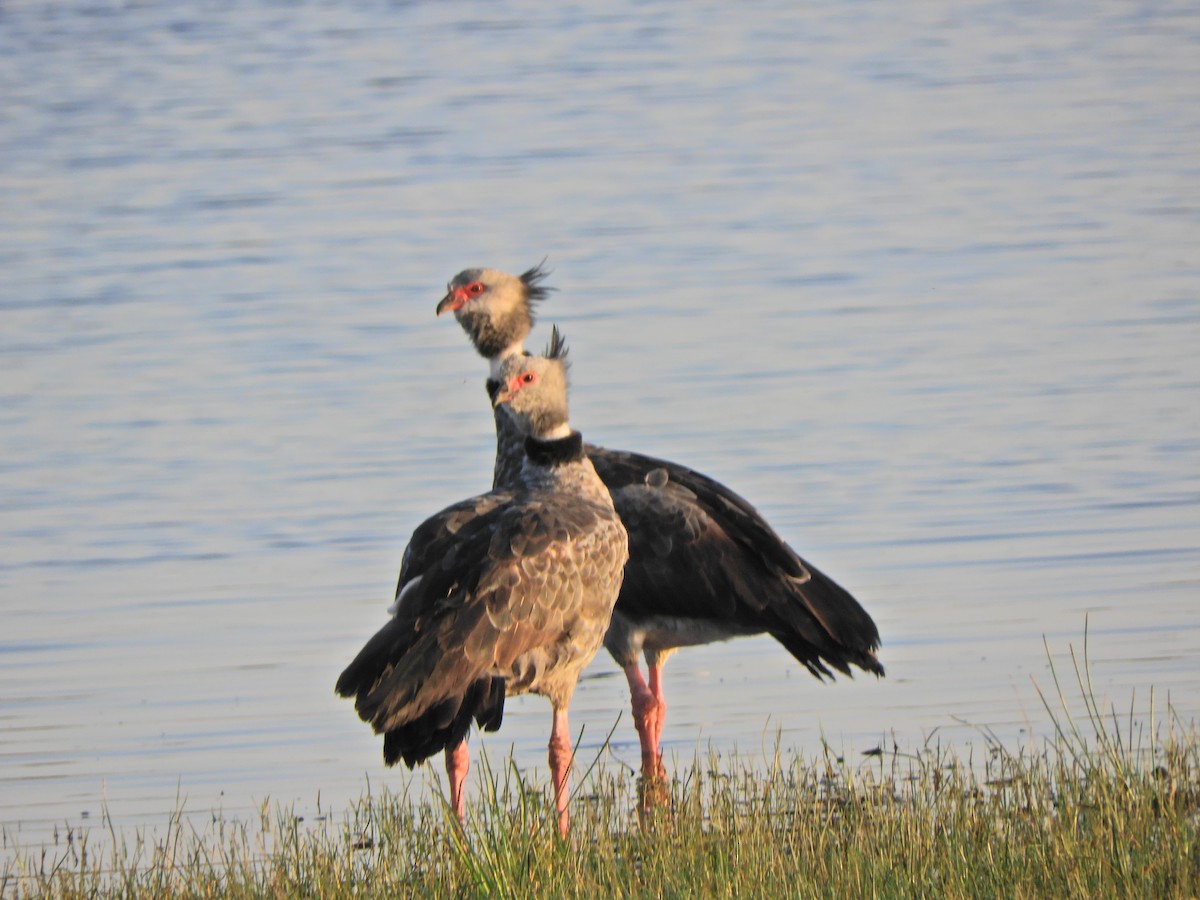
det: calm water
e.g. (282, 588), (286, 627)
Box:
(3, 0), (1199, 856)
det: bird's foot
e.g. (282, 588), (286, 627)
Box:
(636, 762), (671, 829)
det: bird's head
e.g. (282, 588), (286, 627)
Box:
(436, 262), (554, 369)
(492, 326), (571, 440)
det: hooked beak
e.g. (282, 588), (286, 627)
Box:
(492, 383), (515, 409)
(435, 290), (459, 316)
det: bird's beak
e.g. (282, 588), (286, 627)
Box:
(491, 377), (517, 409)
(435, 290), (457, 316)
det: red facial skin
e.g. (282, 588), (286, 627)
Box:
(437, 280), (486, 315)
(495, 369), (538, 406)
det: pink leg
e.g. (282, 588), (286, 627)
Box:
(647, 664), (668, 764)
(623, 663), (662, 777)
(548, 707), (573, 838)
(445, 740), (469, 825)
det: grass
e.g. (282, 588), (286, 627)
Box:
(4, 636), (1199, 899)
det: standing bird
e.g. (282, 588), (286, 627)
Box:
(437, 265), (884, 786)
(336, 334), (628, 836)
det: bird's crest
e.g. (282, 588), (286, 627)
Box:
(545, 324), (570, 369)
(520, 259), (555, 308)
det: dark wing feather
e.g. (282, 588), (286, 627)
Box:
(335, 489), (514, 706)
(393, 490), (514, 607)
(610, 478), (742, 621)
(590, 445), (882, 678)
(381, 675), (504, 767)
(590, 445), (806, 578)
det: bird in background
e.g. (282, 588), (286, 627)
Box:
(437, 264), (884, 798)
(336, 332), (628, 837)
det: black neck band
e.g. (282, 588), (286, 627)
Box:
(525, 432), (584, 467)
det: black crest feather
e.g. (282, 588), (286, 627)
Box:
(519, 259), (555, 307)
(545, 324), (570, 366)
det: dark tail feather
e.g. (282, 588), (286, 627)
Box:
(769, 559), (885, 680)
(381, 675), (507, 768)
(336, 611), (509, 767)
(474, 677), (506, 732)
(796, 559), (881, 650)
(771, 626), (885, 681)
(335, 615), (415, 701)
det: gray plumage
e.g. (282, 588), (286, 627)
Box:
(336, 347), (628, 771)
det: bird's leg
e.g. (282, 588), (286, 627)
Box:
(625, 663), (669, 823)
(548, 706), (573, 838)
(445, 740), (469, 825)
(647, 663), (668, 779)
(623, 663), (662, 777)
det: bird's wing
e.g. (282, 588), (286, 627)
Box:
(390, 490), (514, 615)
(588, 445), (808, 579)
(592, 446), (882, 677)
(338, 493), (622, 736)
(608, 475), (764, 622)
(335, 489), (515, 718)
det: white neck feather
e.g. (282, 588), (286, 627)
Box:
(537, 422), (572, 440)
(488, 342), (526, 379)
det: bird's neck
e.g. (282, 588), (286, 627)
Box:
(525, 430), (584, 467)
(487, 342), (527, 379)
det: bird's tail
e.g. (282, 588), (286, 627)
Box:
(335, 615), (507, 768)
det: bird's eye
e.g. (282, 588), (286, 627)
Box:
(521, 372), (536, 384)
(467, 282), (485, 296)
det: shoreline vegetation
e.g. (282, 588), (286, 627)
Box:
(4, 639), (1198, 898)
